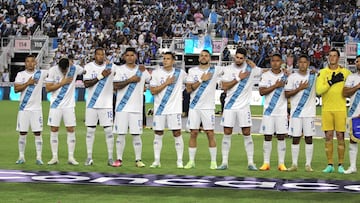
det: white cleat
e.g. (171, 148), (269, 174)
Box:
(68, 158), (79, 165)
(344, 167), (357, 174)
(47, 158), (59, 165)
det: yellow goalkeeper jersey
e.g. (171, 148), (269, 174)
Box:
(316, 66), (351, 111)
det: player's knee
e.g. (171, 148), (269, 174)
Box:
(173, 130), (181, 137)
(264, 135), (272, 141)
(66, 126), (75, 133)
(277, 134), (286, 140)
(51, 126), (59, 132)
(304, 136), (312, 144)
(292, 137), (301, 144)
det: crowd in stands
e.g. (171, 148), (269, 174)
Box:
(0, 0), (48, 37)
(0, 0), (360, 71)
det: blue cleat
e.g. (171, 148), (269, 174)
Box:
(322, 165), (335, 173)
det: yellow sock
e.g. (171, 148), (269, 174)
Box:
(325, 140), (333, 165)
(338, 140), (345, 164)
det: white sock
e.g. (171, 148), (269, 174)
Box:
(221, 134), (232, 165)
(18, 135), (26, 159)
(349, 143), (358, 169)
(263, 141), (272, 164)
(209, 147), (217, 162)
(35, 135), (42, 160)
(243, 135), (254, 165)
(133, 135), (142, 161)
(67, 132), (76, 160)
(50, 131), (59, 159)
(188, 147), (197, 162)
(291, 144), (300, 166)
(86, 127), (96, 159)
(278, 140), (286, 165)
(116, 135), (126, 160)
(174, 135), (184, 164)
(153, 134), (163, 164)
(104, 127), (114, 160)
(305, 143), (313, 166)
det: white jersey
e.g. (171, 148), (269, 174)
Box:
(46, 65), (84, 109)
(150, 67), (187, 115)
(15, 69), (47, 111)
(113, 64), (151, 113)
(345, 72), (360, 118)
(186, 65), (223, 110)
(83, 61), (114, 109)
(259, 70), (287, 116)
(284, 71), (316, 117)
(222, 63), (262, 110)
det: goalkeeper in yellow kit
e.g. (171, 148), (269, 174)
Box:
(316, 48), (351, 174)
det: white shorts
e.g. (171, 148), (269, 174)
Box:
(16, 110), (43, 132)
(85, 108), (113, 127)
(187, 109), (215, 130)
(153, 114), (182, 131)
(288, 117), (316, 137)
(113, 112), (142, 134)
(221, 106), (252, 128)
(259, 115), (288, 135)
(48, 108), (76, 127)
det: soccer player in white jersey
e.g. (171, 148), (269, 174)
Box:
(112, 47), (151, 168)
(83, 48), (115, 166)
(217, 48), (262, 170)
(258, 53), (288, 171)
(149, 52), (187, 168)
(45, 58), (84, 165)
(284, 54), (316, 172)
(183, 49), (223, 170)
(343, 55), (360, 174)
(14, 55), (47, 165)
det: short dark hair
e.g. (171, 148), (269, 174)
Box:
(298, 54), (309, 61)
(58, 58), (69, 70)
(329, 48), (340, 57)
(272, 53), (282, 59)
(356, 55), (360, 60)
(163, 51), (176, 60)
(201, 49), (211, 56)
(95, 47), (104, 54)
(125, 47), (137, 54)
(235, 47), (247, 56)
(25, 54), (36, 60)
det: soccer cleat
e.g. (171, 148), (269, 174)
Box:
(210, 161), (217, 170)
(68, 158), (79, 166)
(184, 161), (195, 169)
(84, 158), (94, 166)
(150, 162), (161, 168)
(278, 164), (287, 171)
(344, 167), (357, 174)
(322, 165), (334, 173)
(259, 163), (270, 171)
(135, 160), (145, 168)
(36, 160), (44, 165)
(107, 159), (114, 166)
(112, 159), (122, 167)
(15, 159), (25, 164)
(248, 164), (258, 171)
(287, 165), (298, 172)
(216, 164), (228, 170)
(177, 162), (184, 169)
(338, 165), (345, 174)
(47, 158), (59, 165)
(305, 165), (314, 172)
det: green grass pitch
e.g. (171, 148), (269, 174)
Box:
(0, 101), (359, 202)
